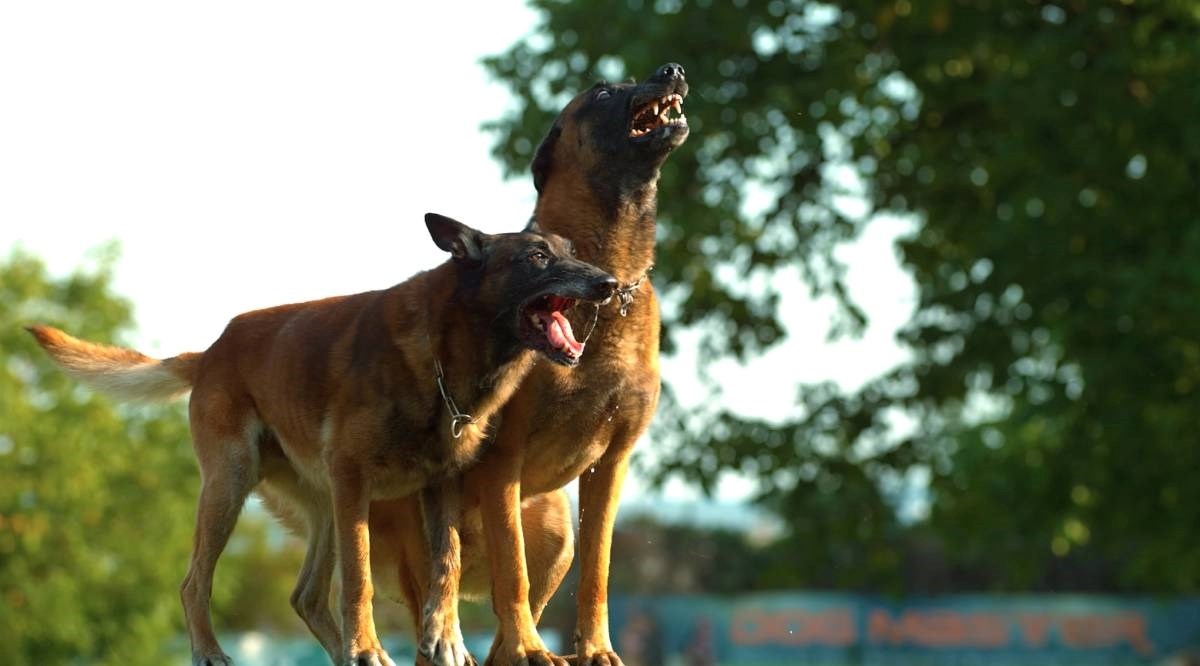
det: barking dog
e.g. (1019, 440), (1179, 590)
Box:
(465, 61), (689, 666)
(27, 213), (617, 666)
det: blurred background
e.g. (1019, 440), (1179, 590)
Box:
(3, 1), (1198, 664)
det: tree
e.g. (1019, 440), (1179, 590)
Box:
(483, 1), (1200, 592)
(0, 249), (305, 664)
(0, 248), (196, 662)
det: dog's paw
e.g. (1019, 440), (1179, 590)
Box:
(346, 648), (396, 666)
(192, 652), (233, 666)
(516, 650), (569, 666)
(418, 635), (476, 666)
(484, 647), (567, 666)
(483, 634), (569, 666)
(576, 651), (622, 666)
(419, 608), (477, 666)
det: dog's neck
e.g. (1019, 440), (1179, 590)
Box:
(533, 170), (659, 286)
(417, 267), (535, 441)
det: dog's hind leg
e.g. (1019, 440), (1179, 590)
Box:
(255, 434), (343, 658)
(523, 490), (574, 625)
(374, 501), (436, 656)
(180, 407), (259, 666)
(291, 513), (341, 662)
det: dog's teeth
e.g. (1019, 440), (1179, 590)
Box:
(672, 99), (682, 113)
(651, 103), (659, 116)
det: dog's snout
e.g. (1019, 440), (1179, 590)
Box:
(657, 63), (685, 80)
(599, 275), (619, 297)
(586, 274), (619, 302)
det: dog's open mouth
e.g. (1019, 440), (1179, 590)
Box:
(520, 294), (586, 366)
(629, 93), (686, 139)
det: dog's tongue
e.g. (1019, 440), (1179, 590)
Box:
(546, 310), (584, 356)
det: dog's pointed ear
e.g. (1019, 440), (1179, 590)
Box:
(524, 216), (543, 234)
(531, 123), (561, 194)
(425, 213), (483, 262)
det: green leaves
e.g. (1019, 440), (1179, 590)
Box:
(486, 2), (1200, 592)
(0, 251), (192, 662)
(0, 251), (308, 663)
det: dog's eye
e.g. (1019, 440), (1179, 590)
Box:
(595, 89), (611, 101)
(529, 251), (549, 263)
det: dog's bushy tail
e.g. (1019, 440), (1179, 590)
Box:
(25, 325), (199, 403)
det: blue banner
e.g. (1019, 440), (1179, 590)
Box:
(610, 593), (1200, 664)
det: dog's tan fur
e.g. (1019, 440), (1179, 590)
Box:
(28, 327), (199, 401)
(28, 214), (616, 666)
(28, 60), (688, 664)
(259, 65), (690, 666)
(351, 65), (690, 666)
(467, 64), (689, 666)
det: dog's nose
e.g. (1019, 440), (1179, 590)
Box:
(598, 276), (619, 299)
(657, 63), (685, 80)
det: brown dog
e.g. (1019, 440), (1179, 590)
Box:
(467, 61), (690, 666)
(27, 213), (617, 666)
(331, 64), (690, 666)
(253, 65), (689, 666)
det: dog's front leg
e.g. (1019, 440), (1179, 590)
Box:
(331, 458), (395, 666)
(574, 444), (636, 666)
(474, 417), (567, 666)
(418, 476), (475, 666)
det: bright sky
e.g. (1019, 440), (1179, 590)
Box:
(1, 2), (916, 515)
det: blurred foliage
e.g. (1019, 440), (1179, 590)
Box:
(608, 516), (779, 596)
(0, 249), (307, 664)
(484, 1), (1200, 592)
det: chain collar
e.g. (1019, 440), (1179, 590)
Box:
(578, 265), (652, 346)
(433, 358), (477, 439)
(615, 266), (651, 317)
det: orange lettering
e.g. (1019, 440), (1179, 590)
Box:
(966, 613), (1009, 647)
(1018, 613), (1052, 647)
(1114, 613), (1155, 656)
(786, 609), (854, 646)
(869, 609), (900, 644)
(731, 607), (857, 647)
